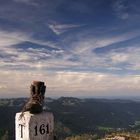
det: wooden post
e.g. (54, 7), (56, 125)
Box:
(15, 111), (54, 140)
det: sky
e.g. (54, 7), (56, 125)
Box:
(0, 0), (140, 98)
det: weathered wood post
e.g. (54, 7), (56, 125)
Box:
(15, 81), (54, 140)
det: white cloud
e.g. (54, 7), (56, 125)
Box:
(0, 28), (140, 98)
(48, 23), (86, 35)
(0, 30), (66, 70)
(0, 30), (59, 50)
(110, 53), (128, 63)
(0, 70), (140, 98)
(64, 29), (140, 72)
(0, 30), (30, 48)
(105, 47), (140, 71)
(71, 29), (140, 54)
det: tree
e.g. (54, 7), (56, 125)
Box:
(1, 130), (9, 140)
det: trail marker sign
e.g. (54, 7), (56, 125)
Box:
(15, 111), (54, 140)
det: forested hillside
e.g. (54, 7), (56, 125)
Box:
(0, 97), (140, 139)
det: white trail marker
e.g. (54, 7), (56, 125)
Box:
(15, 111), (54, 140)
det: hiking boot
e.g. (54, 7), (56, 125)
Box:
(24, 81), (46, 114)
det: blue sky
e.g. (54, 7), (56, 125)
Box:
(0, 0), (140, 98)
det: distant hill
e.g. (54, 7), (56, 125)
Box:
(0, 97), (140, 139)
